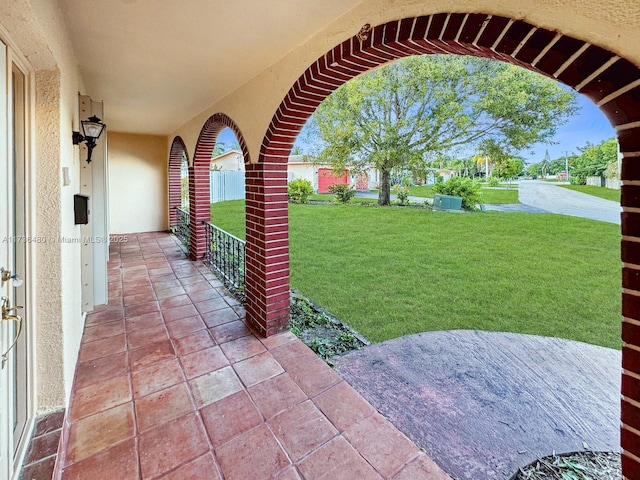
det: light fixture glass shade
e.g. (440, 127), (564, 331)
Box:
(81, 115), (106, 140)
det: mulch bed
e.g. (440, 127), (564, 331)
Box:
(289, 291), (369, 365)
(513, 451), (620, 479)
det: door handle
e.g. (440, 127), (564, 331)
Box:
(1, 296), (23, 369)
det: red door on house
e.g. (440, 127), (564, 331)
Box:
(317, 168), (349, 193)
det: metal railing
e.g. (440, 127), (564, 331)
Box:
(203, 221), (245, 300)
(174, 207), (190, 247)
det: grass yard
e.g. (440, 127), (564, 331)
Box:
(407, 185), (519, 204)
(309, 194), (377, 204)
(559, 184), (621, 202)
(211, 200), (621, 349)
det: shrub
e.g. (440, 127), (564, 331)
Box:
(328, 183), (356, 204)
(393, 184), (410, 205)
(432, 176), (483, 210)
(569, 173), (586, 185)
(288, 178), (313, 203)
(487, 176), (500, 187)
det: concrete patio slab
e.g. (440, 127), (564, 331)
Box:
(334, 330), (621, 480)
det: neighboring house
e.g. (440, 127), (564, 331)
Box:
(210, 150), (244, 170)
(427, 168), (458, 185)
(288, 155), (354, 193)
(287, 154), (318, 186)
(211, 152), (372, 193)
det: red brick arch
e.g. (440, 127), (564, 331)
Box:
(189, 113), (250, 260)
(168, 136), (188, 228)
(248, 13), (640, 475)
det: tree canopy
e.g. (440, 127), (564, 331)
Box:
(570, 138), (618, 184)
(212, 139), (241, 158)
(525, 137), (618, 183)
(302, 54), (579, 205)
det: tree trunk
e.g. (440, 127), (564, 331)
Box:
(379, 167), (391, 206)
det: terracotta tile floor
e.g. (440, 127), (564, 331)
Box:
(55, 232), (450, 480)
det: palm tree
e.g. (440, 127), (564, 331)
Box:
(540, 149), (550, 178)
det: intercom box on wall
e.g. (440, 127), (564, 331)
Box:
(74, 194), (89, 225)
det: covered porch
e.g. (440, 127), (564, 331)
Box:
(54, 232), (446, 479)
(2, 1), (640, 479)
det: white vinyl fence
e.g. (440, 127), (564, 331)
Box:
(586, 176), (621, 190)
(210, 171), (245, 203)
(586, 176), (605, 187)
(605, 178), (621, 190)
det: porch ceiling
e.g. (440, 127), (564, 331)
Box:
(57, 0), (361, 135)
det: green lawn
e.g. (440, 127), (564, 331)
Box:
(407, 185), (519, 204)
(559, 185), (621, 202)
(211, 200), (621, 349)
(309, 194), (377, 204)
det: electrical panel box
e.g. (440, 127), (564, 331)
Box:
(433, 194), (462, 210)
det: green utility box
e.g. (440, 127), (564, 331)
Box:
(433, 194), (462, 210)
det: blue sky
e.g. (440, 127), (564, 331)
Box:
(518, 93), (615, 164)
(216, 90), (616, 165)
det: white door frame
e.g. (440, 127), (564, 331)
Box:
(0, 26), (37, 480)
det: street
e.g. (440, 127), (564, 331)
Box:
(518, 180), (621, 225)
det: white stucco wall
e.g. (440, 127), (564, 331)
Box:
(108, 132), (168, 234)
(288, 163), (318, 190)
(211, 151), (243, 171)
(0, 0), (86, 410)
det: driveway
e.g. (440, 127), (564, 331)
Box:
(518, 180), (621, 224)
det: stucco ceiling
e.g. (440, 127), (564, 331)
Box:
(58, 0), (361, 135)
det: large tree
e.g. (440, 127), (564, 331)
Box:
(304, 55), (579, 205)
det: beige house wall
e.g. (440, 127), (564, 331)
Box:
(169, 0), (640, 163)
(108, 132), (168, 234)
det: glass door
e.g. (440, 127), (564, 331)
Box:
(10, 62), (28, 465)
(0, 41), (30, 480)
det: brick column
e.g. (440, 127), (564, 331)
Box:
(244, 160), (290, 337)
(169, 138), (187, 228)
(187, 160), (210, 260)
(168, 160), (181, 228)
(620, 138), (640, 477)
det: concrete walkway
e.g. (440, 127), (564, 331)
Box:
(334, 330), (621, 480)
(518, 180), (621, 224)
(355, 191), (429, 204)
(483, 203), (547, 213)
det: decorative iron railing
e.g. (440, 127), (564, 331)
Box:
(174, 207), (190, 247)
(203, 221), (245, 300)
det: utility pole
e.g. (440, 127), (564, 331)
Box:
(565, 151), (569, 182)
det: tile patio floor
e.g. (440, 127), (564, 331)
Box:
(54, 232), (449, 480)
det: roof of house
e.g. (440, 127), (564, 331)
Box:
(211, 150), (243, 162)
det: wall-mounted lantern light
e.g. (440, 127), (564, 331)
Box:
(72, 115), (106, 163)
